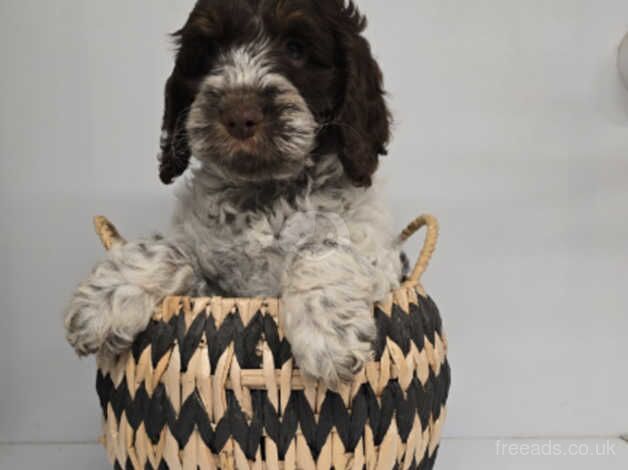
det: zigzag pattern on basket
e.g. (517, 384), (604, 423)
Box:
(97, 286), (450, 470)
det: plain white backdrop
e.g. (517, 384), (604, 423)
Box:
(1, 0), (627, 468)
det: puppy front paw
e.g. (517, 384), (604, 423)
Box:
(64, 266), (157, 358)
(65, 290), (110, 356)
(292, 326), (375, 391)
(282, 291), (376, 391)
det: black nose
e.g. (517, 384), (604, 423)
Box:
(221, 104), (264, 140)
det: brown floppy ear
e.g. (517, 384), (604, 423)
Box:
(159, 7), (214, 184)
(334, 3), (391, 187)
(159, 70), (195, 184)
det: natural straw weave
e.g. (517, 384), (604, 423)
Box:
(93, 214), (450, 470)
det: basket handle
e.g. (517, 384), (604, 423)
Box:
(93, 216), (125, 251)
(398, 214), (439, 285)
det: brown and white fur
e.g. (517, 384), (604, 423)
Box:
(64, 0), (402, 390)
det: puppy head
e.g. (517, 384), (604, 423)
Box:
(159, 0), (390, 186)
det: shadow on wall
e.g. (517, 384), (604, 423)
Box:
(616, 32), (628, 119)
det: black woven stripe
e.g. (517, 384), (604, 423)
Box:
(126, 383), (149, 429)
(408, 301), (425, 352)
(434, 360), (451, 415)
(417, 296), (436, 346)
(421, 446), (439, 470)
(363, 384), (380, 441)
(373, 306), (389, 360)
(262, 313), (280, 362)
(213, 410), (231, 453)
(277, 393), (298, 458)
(417, 448), (429, 470)
(394, 381), (417, 442)
(150, 316), (177, 369)
(373, 384), (395, 445)
(261, 390), (280, 448)
(206, 312), (242, 371)
(132, 323), (152, 363)
(261, 313), (292, 367)
(110, 378), (130, 423)
(179, 314), (207, 372)
(295, 391), (317, 456)
(427, 369), (442, 421)
(390, 304), (412, 355)
(415, 376), (434, 431)
(278, 340), (293, 368)
(145, 384), (176, 445)
(248, 391), (266, 458)
(96, 371), (113, 418)
(425, 296), (443, 336)
(170, 391), (205, 448)
(347, 386), (369, 451)
(314, 393), (335, 458)
(226, 391), (253, 459)
(234, 311), (264, 369)
(112, 460), (135, 470)
(204, 315), (219, 370)
(196, 395), (216, 452)
(333, 393), (353, 449)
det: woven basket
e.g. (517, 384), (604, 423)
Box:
(93, 214), (450, 470)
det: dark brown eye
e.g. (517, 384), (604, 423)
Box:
(285, 39), (306, 64)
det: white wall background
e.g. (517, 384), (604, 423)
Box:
(1, 0), (627, 453)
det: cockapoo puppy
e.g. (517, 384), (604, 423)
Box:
(65, 0), (403, 390)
